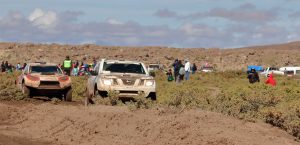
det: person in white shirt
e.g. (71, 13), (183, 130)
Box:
(184, 59), (191, 80)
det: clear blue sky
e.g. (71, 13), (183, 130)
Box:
(0, 0), (300, 48)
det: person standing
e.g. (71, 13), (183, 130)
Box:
(73, 60), (79, 76)
(184, 59), (191, 80)
(4, 61), (8, 70)
(1, 61), (6, 72)
(7, 64), (13, 73)
(191, 63), (197, 74)
(63, 56), (72, 76)
(172, 59), (179, 81)
(22, 63), (27, 70)
(16, 63), (21, 71)
(92, 58), (97, 69)
(177, 60), (185, 83)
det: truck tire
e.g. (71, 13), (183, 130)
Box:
(84, 88), (94, 106)
(64, 88), (72, 102)
(148, 92), (157, 101)
(22, 83), (31, 98)
(94, 89), (99, 97)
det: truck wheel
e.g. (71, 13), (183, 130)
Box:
(151, 95), (156, 101)
(64, 88), (72, 102)
(148, 93), (156, 101)
(94, 89), (99, 97)
(84, 88), (94, 106)
(22, 83), (31, 98)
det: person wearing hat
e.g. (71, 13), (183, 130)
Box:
(184, 59), (191, 80)
(63, 56), (72, 76)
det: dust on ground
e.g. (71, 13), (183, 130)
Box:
(0, 100), (298, 145)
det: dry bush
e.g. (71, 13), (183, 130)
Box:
(71, 76), (88, 100)
(155, 70), (300, 139)
(0, 72), (24, 100)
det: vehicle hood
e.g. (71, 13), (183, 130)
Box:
(30, 73), (64, 81)
(101, 73), (153, 79)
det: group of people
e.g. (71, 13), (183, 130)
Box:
(62, 56), (97, 76)
(166, 61), (277, 86)
(1, 61), (26, 73)
(166, 59), (197, 83)
(247, 68), (276, 86)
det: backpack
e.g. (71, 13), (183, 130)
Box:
(168, 75), (174, 81)
(179, 67), (185, 75)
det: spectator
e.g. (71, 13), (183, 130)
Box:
(166, 69), (174, 82)
(72, 60), (79, 76)
(265, 74), (276, 86)
(1, 61), (6, 72)
(7, 64), (13, 73)
(22, 63), (27, 70)
(247, 68), (260, 84)
(191, 63), (197, 74)
(63, 56), (72, 76)
(172, 59), (179, 81)
(177, 60), (185, 83)
(4, 61), (8, 69)
(184, 59), (191, 80)
(92, 58), (97, 68)
(16, 63), (21, 70)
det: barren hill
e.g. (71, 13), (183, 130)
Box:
(0, 42), (300, 70)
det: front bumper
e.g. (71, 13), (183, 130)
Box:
(98, 85), (155, 98)
(25, 80), (71, 90)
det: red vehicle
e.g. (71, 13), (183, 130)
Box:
(16, 62), (72, 101)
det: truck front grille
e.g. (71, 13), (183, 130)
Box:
(121, 79), (136, 86)
(39, 81), (60, 88)
(119, 91), (139, 94)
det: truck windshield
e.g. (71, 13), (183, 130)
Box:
(103, 62), (146, 74)
(31, 66), (62, 74)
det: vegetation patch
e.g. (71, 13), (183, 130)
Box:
(1, 71), (300, 139)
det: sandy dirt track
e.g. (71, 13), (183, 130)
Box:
(0, 100), (299, 145)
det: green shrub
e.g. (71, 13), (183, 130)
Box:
(0, 72), (24, 100)
(71, 76), (87, 100)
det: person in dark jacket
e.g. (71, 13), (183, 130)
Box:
(1, 61), (6, 72)
(265, 74), (276, 86)
(4, 61), (8, 70)
(247, 68), (260, 83)
(22, 63), (27, 70)
(191, 63), (197, 74)
(6, 64), (13, 73)
(172, 59), (179, 81)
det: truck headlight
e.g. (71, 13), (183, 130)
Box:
(145, 80), (155, 86)
(103, 79), (113, 86)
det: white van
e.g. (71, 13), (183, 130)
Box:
(260, 67), (284, 77)
(279, 67), (300, 76)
